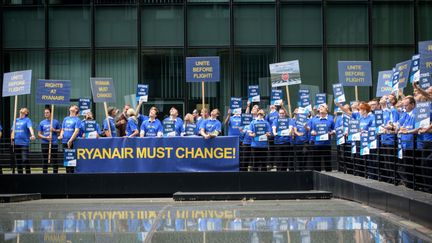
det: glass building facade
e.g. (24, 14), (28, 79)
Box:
(1, 0), (431, 135)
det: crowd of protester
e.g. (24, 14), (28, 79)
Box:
(1, 82), (431, 194)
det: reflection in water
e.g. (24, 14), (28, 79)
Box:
(3, 214), (426, 242)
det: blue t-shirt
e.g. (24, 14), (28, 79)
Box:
(381, 108), (400, 146)
(399, 110), (416, 149)
(250, 119), (271, 148)
(126, 117), (138, 137)
(311, 116), (335, 145)
(102, 117), (117, 137)
(183, 123), (199, 136)
(228, 115), (242, 136)
(61, 116), (81, 144)
(140, 119), (163, 137)
(359, 113), (374, 132)
(137, 114), (148, 130)
(266, 110), (279, 124)
(272, 117), (293, 145)
(200, 119), (222, 134)
(163, 117), (183, 136)
(80, 120), (101, 138)
(38, 119), (60, 144)
(294, 117), (309, 144)
(13, 117), (33, 146)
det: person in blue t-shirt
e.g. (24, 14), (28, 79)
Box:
(200, 109), (222, 139)
(182, 113), (199, 136)
(249, 109), (271, 171)
(80, 111), (101, 139)
(140, 107), (163, 137)
(38, 107), (61, 174)
(293, 108), (310, 170)
(396, 96), (417, 187)
(103, 107), (118, 137)
(163, 107), (184, 137)
(12, 107), (36, 174)
(125, 108), (139, 137)
(272, 108), (293, 171)
(310, 104), (335, 171)
(224, 109), (242, 137)
(58, 105), (81, 173)
(358, 102), (376, 178)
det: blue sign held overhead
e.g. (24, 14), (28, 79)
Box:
(36, 79), (71, 105)
(395, 60), (412, 89)
(419, 40), (432, 56)
(333, 83), (346, 103)
(271, 89), (283, 106)
(90, 77), (116, 103)
(136, 84), (149, 102)
(376, 70), (393, 97)
(79, 98), (91, 116)
(410, 54), (420, 84)
(2, 70), (32, 97)
(74, 137), (239, 173)
(391, 68), (400, 94)
(315, 93), (326, 109)
(419, 54), (432, 89)
(186, 56), (220, 82)
(338, 61), (372, 87)
(248, 85), (260, 102)
(230, 97), (242, 114)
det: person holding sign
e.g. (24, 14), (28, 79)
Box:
(80, 111), (101, 139)
(125, 108), (139, 138)
(266, 105), (279, 124)
(272, 108), (293, 171)
(11, 107), (36, 174)
(224, 109), (242, 137)
(140, 107), (163, 137)
(240, 113), (253, 171)
(200, 109), (222, 139)
(310, 104), (335, 171)
(182, 113), (199, 136)
(163, 107), (183, 137)
(58, 105), (81, 174)
(293, 108), (310, 170)
(395, 96), (417, 187)
(249, 109), (271, 171)
(196, 108), (209, 132)
(103, 107), (118, 137)
(38, 107), (61, 174)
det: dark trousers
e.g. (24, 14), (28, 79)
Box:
(273, 143), (292, 171)
(15, 145), (30, 174)
(314, 145), (332, 172)
(251, 147), (268, 171)
(417, 142), (432, 192)
(379, 144), (396, 183)
(294, 143), (308, 171)
(398, 149), (413, 187)
(41, 143), (59, 174)
(366, 150), (378, 180)
(63, 143), (75, 174)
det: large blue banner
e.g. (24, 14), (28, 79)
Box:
(75, 137), (239, 173)
(2, 70), (32, 97)
(186, 56), (220, 82)
(338, 61), (372, 86)
(36, 79), (71, 105)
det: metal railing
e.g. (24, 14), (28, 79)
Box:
(0, 136), (430, 194)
